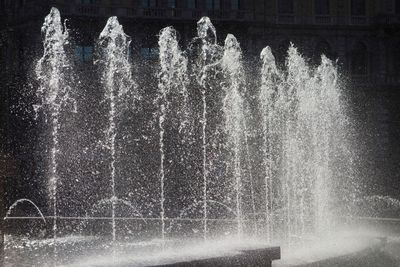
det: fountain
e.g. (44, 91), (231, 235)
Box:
(97, 15), (137, 243)
(259, 46), (281, 242)
(4, 7), (398, 267)
(158, 26), (191, 242)
(33, 7), (76, 263)
(194, 16), (220, 239)
(221, 34), (247, 237)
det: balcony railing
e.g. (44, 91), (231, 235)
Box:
(191, 10), (203, 18)
(206, 10), (231, 20)
(273, 15), (371, 26)
(9, 3), (399, 27)
(127, 8), (137, 17)
(42, 3), (255, 21)
(351, 74), (371, 85)
(385, 74), (400, 85)
(76, 5), (99, 16)
(314, 15), (331, 24)
(277, 15), (295, 24)
(142, 8), (166, 17)
(350, 16), (368, 25)
(372, 14), (400, 25)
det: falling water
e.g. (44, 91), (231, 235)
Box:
(157, 26), (190, 241)
(285, 45), (310, 241)
(258, 43), (349, 244)
(195, 17), (220, 239)
(5, 199), (47, 223)
(158, 91), (167, 243)
(6, 11), (362, 266)
(312, 55), (341, 235)
(259, 46), (282, 241)
(98, 16), (136, 242)
(221, 34), (246, 237)
(243, 124), (258, 235)
(34, 7), (75, 259)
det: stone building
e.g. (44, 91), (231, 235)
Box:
(1, 0), (400, 205)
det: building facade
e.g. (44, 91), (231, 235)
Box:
(1, 0), (400, 204)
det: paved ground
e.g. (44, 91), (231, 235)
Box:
(275, 237), (400, 267)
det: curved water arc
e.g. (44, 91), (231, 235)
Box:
(5, 198), (46, 223)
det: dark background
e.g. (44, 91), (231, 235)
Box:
(0, 0), (399, 217)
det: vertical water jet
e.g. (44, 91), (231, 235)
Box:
(221, 34), (246, 237)
(259, 46), (282, 242)
(196, 17), (219, 239)
(35, 7), (75, 262)
(312, 55), (341, 236)
(158, 26), (190, 242)
(98, 16), (136, 242)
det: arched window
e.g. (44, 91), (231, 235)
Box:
(206, 0), (220, 10)
(231, 0), (241, 10)
(351, 0), (366, 16)
(167, 0), (176, 8)
(214, 0), (220, 9)
(351, 42), (368, 75)
(315, 0), (330, 15)
(187, 0), (197, 9)
(384, 0), (394, 13)
(142, 0), (158, 7)
(278, 0), (294, 14)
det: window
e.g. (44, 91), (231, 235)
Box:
(81, 0), (95, 4)
(75, 46), (93, 62)
(142, 0), (157, 7)
(315, 0), (329, 15)
(385, 0), (394, 13)
(396, 0), (400, 14)
(214, 0), (220, 9)
(140, 47), (159, 59)
(278, 0), (294, 14)
(187, 0), (197, 9)
(206, 0), (212, 9)
(167, 0), (176, 8)
(351, 42), (368, 75)
(351, 0), (366, 16)
(231, 0), (240, 10)
(206, 0), (220, 10)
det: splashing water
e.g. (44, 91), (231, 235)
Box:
(221, 34), (246, 238)
(158, 26), (191, 133)
(97, 16), (137, 242)
(5, 199), (46, 223)
(195, 17), (222, 240)
(8, 10), (365, 266)
(196, 17), (217, 46)
(157, 26), (190, 242)
(258, 44), (351, 244)
(35, 7), (76, 261)
(259, 46), (282, 242)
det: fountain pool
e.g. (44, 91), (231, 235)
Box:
(4, 7), (399, 267)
